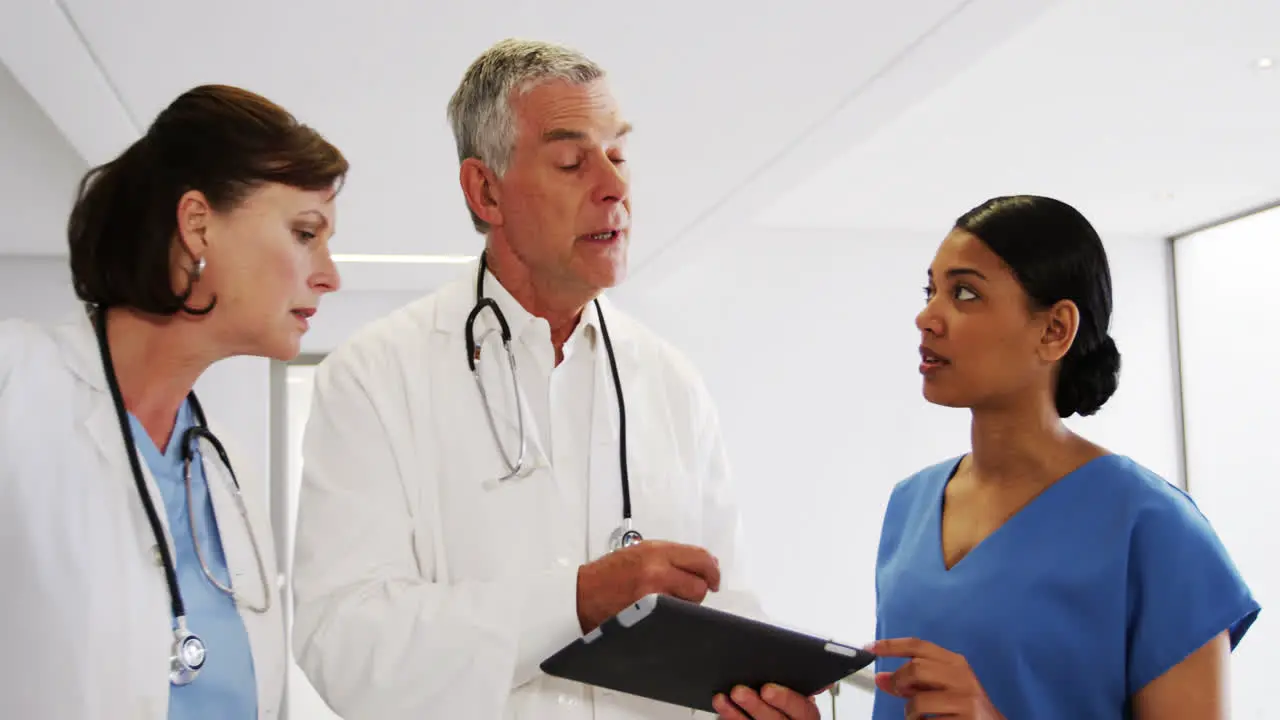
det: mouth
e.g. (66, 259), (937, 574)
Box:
(579, 228), (624, 243)
(919, 345), (951, 374)
(291, 307), (316, 329)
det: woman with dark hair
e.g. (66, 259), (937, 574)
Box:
(864, 196), (1259, 719)
(0, 84), (346, 719)
(719, 196), (1258, 720)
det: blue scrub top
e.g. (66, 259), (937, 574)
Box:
(873, 454), (1259, 720)
(130, 399), (258, 719)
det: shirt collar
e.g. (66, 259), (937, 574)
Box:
(481, 268), (600, 351)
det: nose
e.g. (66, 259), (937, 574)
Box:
(916, 298), (943, 336)
(312, 247), (342, 294)
(593, 155), (629, 206)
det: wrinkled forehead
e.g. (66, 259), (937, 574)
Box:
(511, 78), (630, 146)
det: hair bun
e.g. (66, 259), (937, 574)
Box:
(1055, 334), (1121, 417)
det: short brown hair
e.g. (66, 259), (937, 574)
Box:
(68, 84), (349, 314)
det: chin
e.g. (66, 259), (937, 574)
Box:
(590, 258), (628, 290)
(250, 329), (303, 362)
(272, 336), (303, 362)
(921, 382), (972, 409)
(577, 240), (628, 287)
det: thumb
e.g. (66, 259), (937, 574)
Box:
(874, 672), (897, 696)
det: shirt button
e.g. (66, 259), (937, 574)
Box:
(557, 694), (578, 706)
(152, 545), (164, 566)
(555, 557), (571, 568)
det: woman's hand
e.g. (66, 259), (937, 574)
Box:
(869, 638), (1004, 720)
(711, 684), (822, 720)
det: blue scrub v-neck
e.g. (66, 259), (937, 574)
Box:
(128, 399), (258, 719)
(873, 454), (1259, 720)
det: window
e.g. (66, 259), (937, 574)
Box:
(1173, 204), (1279, 719)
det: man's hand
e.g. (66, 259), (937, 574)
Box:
(576, 540), (721, 632)
(711, 684), (822, 720)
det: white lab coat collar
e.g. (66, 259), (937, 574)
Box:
(51, 308), (180, 555)
(431, 260), (634, 446)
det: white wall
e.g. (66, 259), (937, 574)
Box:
(615, 226), (1181, 717)
(0, 61), (86, 256)
(0, 255), (79, 321)
(1174, 207), (1279, 720)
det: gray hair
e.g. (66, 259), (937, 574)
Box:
(447, 38), (605, 233)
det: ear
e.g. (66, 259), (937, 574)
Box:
(174, 189), (212, 262)
(459, 158), (504, 228)
(1038, 299), (1080, 364)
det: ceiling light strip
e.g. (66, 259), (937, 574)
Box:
(331, 254), (477, 264)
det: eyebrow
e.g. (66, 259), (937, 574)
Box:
(297, 209), (332, 232)
(294, 207), (332, 235)
(541, 122), (633, 144)
(927, 267), (988, 280)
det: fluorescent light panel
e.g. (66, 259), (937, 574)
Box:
(332, 253), (477, 264)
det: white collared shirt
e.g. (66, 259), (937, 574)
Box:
(481, 270), (601, 563)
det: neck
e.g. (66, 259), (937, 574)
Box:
(483, 241), (594, 353)
(103, 307), (219, 449)
(967, 395), (1072, 486)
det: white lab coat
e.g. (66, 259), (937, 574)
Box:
(0, 311), (285, 719)
(291, 264), (763, 720)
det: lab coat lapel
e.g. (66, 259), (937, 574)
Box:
(472, 327), (534, 454)
(434, 270), (534, 476)
(66, 311), (179, 562)
(85, 394), (179, 563)
(586, 300), (637, 558)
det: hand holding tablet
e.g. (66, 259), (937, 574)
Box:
(711, 683), (826, 719)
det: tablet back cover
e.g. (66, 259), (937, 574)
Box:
(540, 594), (873, 713)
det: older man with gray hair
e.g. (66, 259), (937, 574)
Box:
(290, 38), (807, 720)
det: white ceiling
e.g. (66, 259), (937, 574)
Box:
(755, 0), (1280, 238)
(1, 0), (1275, 290)
(0, 0), (1055, 286)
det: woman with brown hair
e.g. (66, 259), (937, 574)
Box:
(0, 84), (347, 719)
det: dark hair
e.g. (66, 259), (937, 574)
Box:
(956, 195), (1121, 418)
(68, 84), (349, 315)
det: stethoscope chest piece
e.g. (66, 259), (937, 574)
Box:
(608, 519), (644, 553)
(169, 621), (206, 686)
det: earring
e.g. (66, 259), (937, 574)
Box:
(192, 257), (206, 280)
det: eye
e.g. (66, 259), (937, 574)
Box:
(557, 158), (583, 171)
(609, 154), (627, 165)
(954, 286), (978, 301)
(294, 229), (317, 243)
(922, 284), (935, 300)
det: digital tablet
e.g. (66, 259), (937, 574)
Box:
(539, 593), (876, 713)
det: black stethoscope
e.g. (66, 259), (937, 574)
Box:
(91, 308), (272, 687)
(465, 252), (642, 552)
